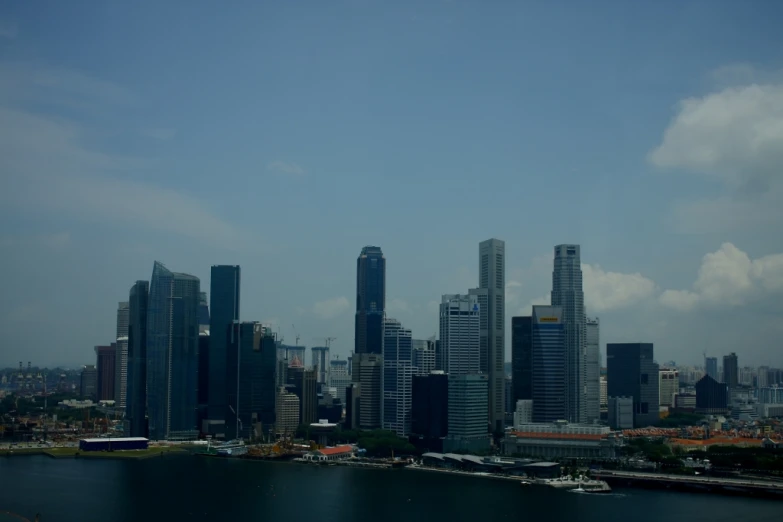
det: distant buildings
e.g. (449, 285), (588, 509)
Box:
(126, 280), (149, 438)
(695, 374), (729, 414)
(439, 294), (480, 375)
(95, 345), (116, 402)
(328, 360), (351, 404)
(80, 365), (97, 400)
(444, 373), (490, 453)
(659, 368), (679, 408)
(146, 261), (200, 441)
(511, 316), (532, 404)
(705, 357), (718, 380)
(607, 343), (659, 428)
(723, 353), (739, 389)
(311, 347), (330, 384)
(275, 388), (300, 436)
(531, 305), (566, 423)
(551, 244), (586, 424)
(478, 238), (506, 433)
(382, 317), (414, 437)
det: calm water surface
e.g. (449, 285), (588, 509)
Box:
(1, 455), (781, 522)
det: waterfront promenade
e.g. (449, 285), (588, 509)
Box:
(594, 470), (783, 497)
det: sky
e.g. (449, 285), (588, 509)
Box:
(1, 0), (783, 369)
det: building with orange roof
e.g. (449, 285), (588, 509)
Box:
(304, 444), (355, 462)
(502, 420), (624, 459)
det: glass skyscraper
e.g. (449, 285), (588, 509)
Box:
(208, 265), (241, 424)
(551, 244), (586, 423)
(146, 261), (201, 440)
(382, 317), (414, 437)
(479, 238), (505, 433)
(126, 280), (149, 438)
(355, 246), (385, 355)
(511, 316), (533, 404)
(531, 305), (566, 423)
(585, 318), (600, 423)
(607, 343), (660, 428)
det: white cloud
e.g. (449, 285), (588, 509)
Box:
(313, 296), (350, 319)
(267, 160), (305, 177)
(660, 243), (783, 310)
(582, 264), (657, 313)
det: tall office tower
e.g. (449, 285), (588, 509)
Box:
(511, 316), (532, 403)
(197, 331), (210, 432)
(607, 343), (660, 428)
(95, 344), (116, 401)
(208, 265), (240, 426)
(302, 369), (318, 424)
(444, 374), (490, 453)
(600, 376), (608, 409)
(439, 294), (480, 375)
(551, 244), (586, 424)
(478, 238), (505, 433)
(114, 302), (130, 409)
(126, 280), (149, 437)
(328, 360), (351, 404)
(411, 372), (449, 451)
(723, 353), (739, 389)
(355, 246), (385, 355)
(468, 287), (489, 374)
(80, 365), (97, 400)
(311, 346), (330, 384)
(275, 388), (300, 437)
(382, 317), (414, 437)
(146, 261), (201, 441)
(585, 318), (600, 423)
(197, 292), (210, 331)
(412, 339), (436, 376)
(531, 306), (566, 422)
(705, 357), (718, 380)
(659, 368), (679, 407)
(356, 353), (383, 429)
(225, 323), (277, 440)
(434, 340), (443, 371)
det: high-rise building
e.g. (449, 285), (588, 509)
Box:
(478, 238), (505, 433)
(444, 374), (490, 453)
(600, 376), (608, 409)
(208, 265), (241, 426)
(328, 360), (351, 404)
(468, 287), (489, 374)
(80, 365), (97, 400)
(126, 280), (149, 438)
(146, 261), (200, 441)
(355, 246), (385, 355)
(197, 331), (210, 433)
(382, 317), (414, 437)
(511, 316), (532, 403)
(585, 318), (600, 423)
(757, 366), (770, 388)
(114, 302), (130, 409)
(411, 371), (449, 451)
(695, 374), (729, 414)
(659, 368), (679, 408)
(197, 292), (210, 330)
(302, 369), (318, 425)
(607, 343), (660, 428)
(723, 353), (739, 389)
(311, 346), (330, 384)
(439, 294), (480, 375)
(531, 305), (566, 423)
(705, 357), (718, 380)
(95, 344), (116, 401)
(512, 399), (533, 427)
(412, 339), (436, 376)
(275, 388), (300, 436)
(356, 353), (383, 429)
(551, 244), (586, 424)
(608, 396), (634, 429)
(225, 322), (276, 440)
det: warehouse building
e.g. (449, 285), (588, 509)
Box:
(79, 437), (149, 452)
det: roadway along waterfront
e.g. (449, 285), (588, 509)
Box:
(594, 470), (783, 498)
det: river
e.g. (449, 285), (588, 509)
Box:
(0, 455), (780, 522)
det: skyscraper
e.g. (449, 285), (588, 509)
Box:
(146, 261), (201, 441)
(114, 302), (130, 409)
(80, 365), (97, 400)
(356, 353), (383, 429)
(723, 353), (739, 389)
(355, 246), (385, 355)
(382, 317), (414, 437)
(412, 339), (436, 376)
(411, 372), (448, 450)
(531, 305), (566, 422)
(511, 316), (532, 403)
(311, 346), (330, 384)
(551, 244), (586, 423)
(585, 317), (600, 423)
(208, 265), (241, 426)
(126, 280), (149, 437)
(95, 344), (116, 401)
(328, 360), (351, 404)
(225, 322), (277, 440)
(478, 238), (505, 433)
(705, 357), (718, 380)
(439, 294), (480, 375)
(607, 343), (660, 428)
(444, 374), (490, 453)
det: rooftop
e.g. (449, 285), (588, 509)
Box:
(318, 445), (354, 456)
(80, 437), (149, 443)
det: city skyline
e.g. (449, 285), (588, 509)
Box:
(2, 3), (783, 369)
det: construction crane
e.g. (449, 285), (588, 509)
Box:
(292, 324), (300, 346)
(312, 337), (337, 349)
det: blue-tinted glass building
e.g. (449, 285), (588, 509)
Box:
(511, 316), (533, 403)
(225, 322), (277, 440)
(531, 305), (566, 423)
(355, 246), (385, 355)
(607, 343), (660, 428)
(382, 317), (414, 437)
(208, 265), (240, 424)
(146, 261), (201, 440)
(411, 372), (448, 451)
(126, 280), (149, 438)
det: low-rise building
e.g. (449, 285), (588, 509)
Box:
(502, 420), (623, 459)
(304, 444), (355, 462)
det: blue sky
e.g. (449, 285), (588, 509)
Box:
(2, 0), (783, 368)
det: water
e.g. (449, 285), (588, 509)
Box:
(0, 455), (780, 522)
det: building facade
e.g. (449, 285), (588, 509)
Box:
(114, 301), (130, 409)
(504, 421), (621, 459)
(606, 343), (660, 428)
(95, 344), (116, 402)
(478, 238), (506, 433)
(80, 365), (97, 400)
(328, 360), (351, 404)
(355, 246), (385, 355)
(126, 280), (149, 437)
(585, 318), (600, 423)
(513, 399), (533, 428)
(275, 388), (300, 436)
(723, 353), (739, 389)
(551, 244), (586, 424)
(705, 357), (718, 380)
(411, 372), (449, 445)
(412, 339), (436, 376)
(146, 261), (201, 440)
(659, 368), (679, 408)
(445, 374), (490, 453)
(439, 294), (480, 375)
(607, 396), (634, 429)
(311, 347), (330, 384)
(382, 317), (414, 437)
(208, 265), (241, 427)
(511, 316), (532, 404)
(356, 353), (383, 429)
(531, 305), (566, 423)
(695, 374), (729, 414)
